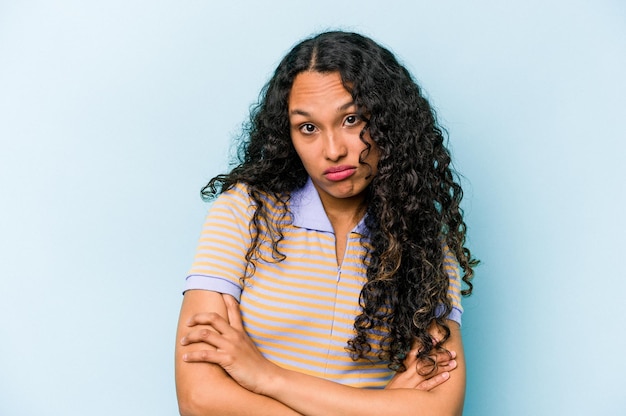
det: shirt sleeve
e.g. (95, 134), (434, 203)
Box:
(183, 184), (254, 301)
(443, 243), (464, 326)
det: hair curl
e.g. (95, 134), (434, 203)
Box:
(202, 31), (478, 373)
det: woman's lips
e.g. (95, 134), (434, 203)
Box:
(324, 166), (357, 181)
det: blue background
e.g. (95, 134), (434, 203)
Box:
(1, 1), (624, 414)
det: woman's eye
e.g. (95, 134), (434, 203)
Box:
(345, 115), (359, 126)
(300, 124), (316, 134)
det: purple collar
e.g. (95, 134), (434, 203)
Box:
(290, 178), (369, 236)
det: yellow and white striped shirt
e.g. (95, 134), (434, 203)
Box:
(185, 178), (463, 388)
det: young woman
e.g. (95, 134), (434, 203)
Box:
(175, 31), (477, 416)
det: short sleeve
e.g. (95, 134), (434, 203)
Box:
(443, 243), (464, 326)
(183, 184), (255, 301)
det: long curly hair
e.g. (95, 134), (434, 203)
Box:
(202, 31), (478, 373)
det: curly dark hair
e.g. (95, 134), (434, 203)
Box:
(202, 31), (478, 373)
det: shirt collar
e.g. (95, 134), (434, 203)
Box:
(290, 178), (369, 236)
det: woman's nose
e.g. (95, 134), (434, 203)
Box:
(323, 132), (348, 161)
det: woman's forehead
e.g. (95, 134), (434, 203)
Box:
(288, 72), (353, 113)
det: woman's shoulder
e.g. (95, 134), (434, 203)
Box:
(217, 182), (291, 212)
(211, 182), (253, 208)
(220, 182), (252, 199)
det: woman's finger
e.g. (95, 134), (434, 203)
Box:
(415, 371), (450, 391)
(414, 348), (457, 375)
(434, 348), (455, 361)
(182, 348), (220, 363)
(180, 327), (221, 347)
(223, 294), (244, 331)
(440, 359), (457, 372)
(186, 311), (232, 335)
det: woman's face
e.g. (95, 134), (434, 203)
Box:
(288, 71), (380, 208)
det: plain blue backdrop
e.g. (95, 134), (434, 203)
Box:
(1, 1), (624, 414)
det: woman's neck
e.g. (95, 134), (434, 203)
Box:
(319, 195), (367, 235)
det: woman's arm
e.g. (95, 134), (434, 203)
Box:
(182, 298), (466, 416)
(175, 290), (301, 416)
(264, 327), (465, 416)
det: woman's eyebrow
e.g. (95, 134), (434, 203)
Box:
(289, 109), (311, 117)
(337, 100), (356, 112)
(289, 101), (356, 117)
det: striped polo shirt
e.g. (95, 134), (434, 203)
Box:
(184, 178), (463, 388)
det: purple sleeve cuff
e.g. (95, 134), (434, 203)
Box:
(183, 274), (242, 301)
(435, 304), (463, 327)
(448, 306), (462, 327)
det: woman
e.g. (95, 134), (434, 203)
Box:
(176, 31), (477, 415)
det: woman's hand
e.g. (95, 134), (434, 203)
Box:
(180, 295), (278, 394)
(181, 294), (457, 395)
(385, 343), (457, 391)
